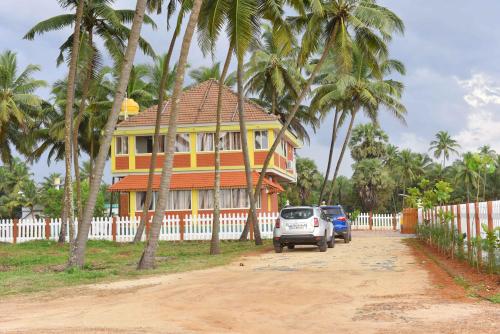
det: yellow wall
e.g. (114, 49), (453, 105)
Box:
(129, 192), (136, 217)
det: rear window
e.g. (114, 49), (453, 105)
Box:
(281, 208), (313, 219)
(323, 207), (342, 216)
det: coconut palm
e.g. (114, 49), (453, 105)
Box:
(454, 152), (479, 202)
(137, 0), (204, 269)
(429, 131), (460, 167)
(325, 49), (406, 204)
(478, 145), (497, 200)
(133, 0), (190, 243)
(254, 0), (405, 210)
(189, 62), (236, 87)
(0, 51), (46, 164)
(68, 0), (153, 268)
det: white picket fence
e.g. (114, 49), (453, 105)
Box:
(0, 212), (279, 243)
(418, 200), (500, 239)
(0, 211), (401, 244)
(351, 213), (401, 231)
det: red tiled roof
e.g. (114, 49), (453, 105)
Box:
(117, 80), (278, 127)
(108, 171), (284, 193)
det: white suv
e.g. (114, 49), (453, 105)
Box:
(273, 206), (335, 253)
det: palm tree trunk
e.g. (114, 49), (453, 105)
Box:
(211, 46), (233, 255)
(136, 0), (203, 270)
(74, 28), (94, 224)
(249, 27), (338, 221)
(68, 0), (150, 268)
(133, 16), (182, 243)
(236, 59), (262, 245)
(59, 0), (85, 245)
(327, 110), (357, 204)
(318, 108), (339, 205)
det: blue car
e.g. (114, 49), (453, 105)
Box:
(321, 205), (352, 243)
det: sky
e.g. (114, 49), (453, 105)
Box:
(1, 0), (500, 184)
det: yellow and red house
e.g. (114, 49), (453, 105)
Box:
(109, 80), (300, 220)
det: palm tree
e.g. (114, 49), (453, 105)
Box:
(137, 0), (204, 270)
(349, 123), (389, 161)
(189, 62), (236, 87)
(25, 0), (157, 224)
(133, 0), (189, 243)
(0, 50), (46, 164)
(352, 158), (393, 212)
(478, 145), (497, 200)
(454, 152), (479, 202)
(254, 0), (405, 211)
(68, 0), (153, 268)
(325, 48), (406, 204)
(429, 131), (460, 167)
(295, 158), (323, 205)
(397, 149), (425, 206)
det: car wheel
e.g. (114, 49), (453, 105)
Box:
(344, 233), (350, 244)
(327, 231), (335, 248)
(349, 232), (352, 241)
(274, 245), (283, 253)
(318, 232), (328, 252)
(287, 245), (295, 250)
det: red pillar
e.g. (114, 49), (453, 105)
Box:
(466, 202), (471, 255)
(369, 211), (373, 230)
(180, 217), (185, 241)
(13, 219), (19, 244)
(112, 216), (117, 242)
(456, 205), (462, 235)
(474, 202), (482, 266)
(487, 201), (494, 232)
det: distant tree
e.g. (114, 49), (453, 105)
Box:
(349, 124), (389, 161)
(189, 62), (236, 87)
(352, 158), (394, 212)
(429, 130), (460, 167)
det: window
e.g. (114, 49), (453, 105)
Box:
(175, 133), (190, 152)
(279, 139), (288, 158)
(198, 188), (261, 209)
(136, 136), (153, 154)
(197, 133), (215, 152)
(115, 136), (128, 155)
(254, 130), (268, 150)
(135, 190), (192, 211)
(281, 208), (313, 219)
(220, 132), (241, 151)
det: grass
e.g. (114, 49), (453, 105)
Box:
(0, 239), (271, 296)
(487, 293), (500, 304)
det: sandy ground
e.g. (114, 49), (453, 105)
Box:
(0, 231), (498, 334)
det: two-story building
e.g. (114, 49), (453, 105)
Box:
(109, 80), (300, 219)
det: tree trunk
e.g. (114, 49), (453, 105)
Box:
(59, 0), (85, 245)
(236, 59), (262, 245)
(248, 27), (338, 228)
(211, 46), (233, 255)
(318, 108), (339, 205)
(74, 28), (94, 224)
(136, 0), (203, 270)
(133, 17), (181, 243)
(327, 110), (357, 204)
(68, 0), (149, 268)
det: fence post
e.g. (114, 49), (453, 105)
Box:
(392, 213), (397, 231)
(180, 216), (185, 241)
(466, 202), (471, 257)
(456, 205), (462, 235)
(112, 216), (117, 242)
(369, 211), (373, 230)
(44, 218), (51, 240)
(13, 219), (19, 244)
(487, 201), (493, 232)
(474, 201), (482, 267)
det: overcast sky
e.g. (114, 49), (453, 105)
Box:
(1, 0), (500, 183)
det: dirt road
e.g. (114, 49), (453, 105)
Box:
(0, 232), (498, 334)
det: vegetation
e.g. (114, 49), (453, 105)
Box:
(0, 240), (270, 296)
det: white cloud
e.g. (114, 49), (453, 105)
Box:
(456, 73), (500, 108)
(398, 132), (429, 153)
(454, 110), (500, 152)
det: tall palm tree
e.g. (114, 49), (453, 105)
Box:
(454, 152), (479, 202)
(478, 145), (497, 200)
(325, 49), (406, 204)
(25, 0), (157, 223)
(0, 51), (46, 164)
(349, 123), (389, 161)
(429, 130), (460, 168)
(352, 158), (393, 212)
(189, 62), (236, 86)
(68, 0), (153, 268)
(254, 0), (405, 210)
(137, 0), (204, 269)
(133, 0), (189, 243)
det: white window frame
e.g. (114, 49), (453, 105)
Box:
(115, 136), (128, 155)
(135, 190), (192, 211)
(198, 188), (261, 209)
(175, 133), (190, 153)
(220, 131), (242, 151)
(135, 135), (153, 154)
(254, 130), (268, 150)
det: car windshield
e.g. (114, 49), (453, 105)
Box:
(281, 208), (313, 220)
(323, 207), (342, 216)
